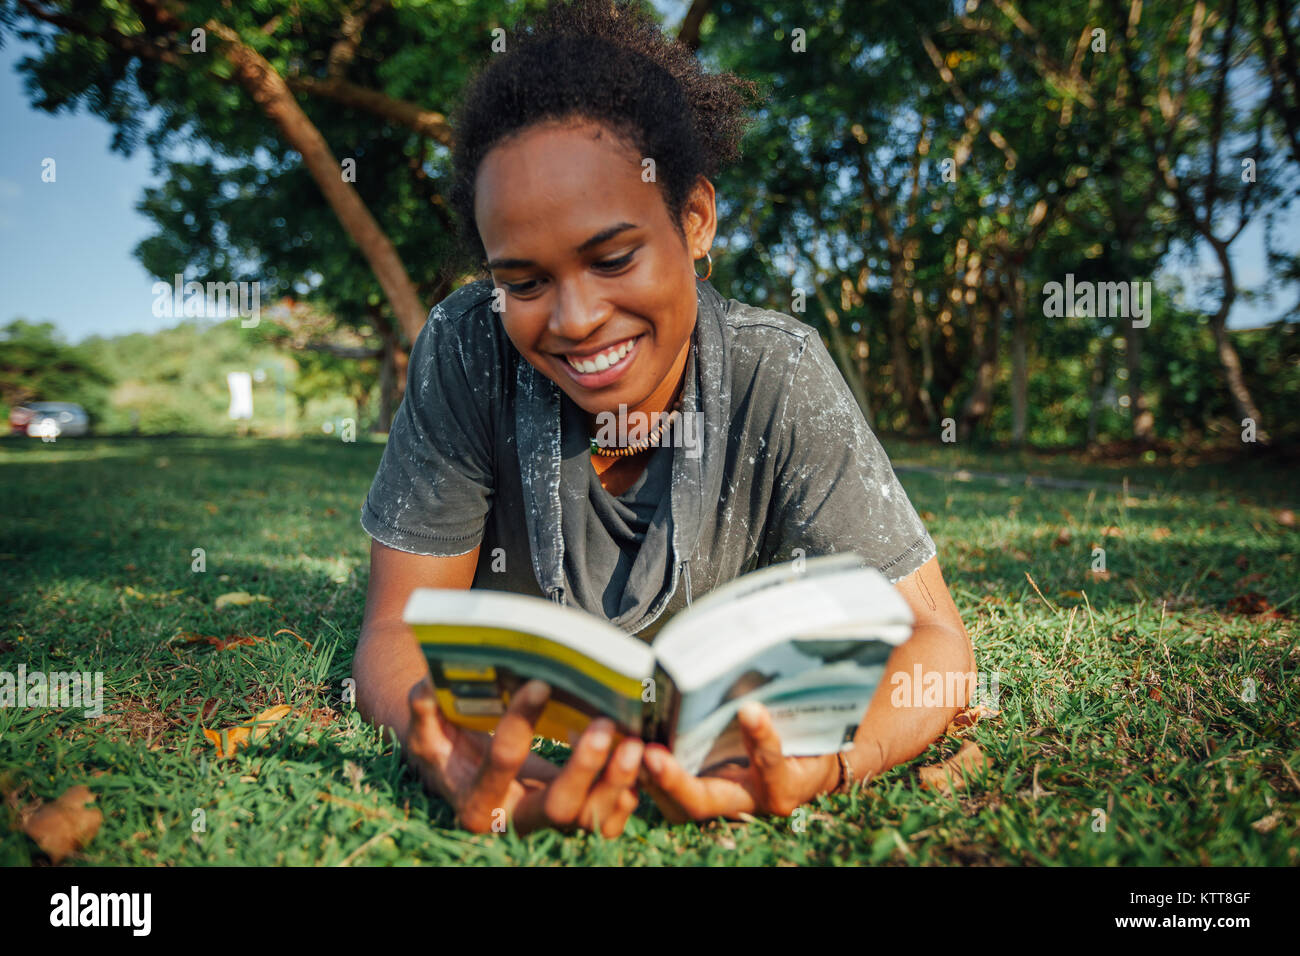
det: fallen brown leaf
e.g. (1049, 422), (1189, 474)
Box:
(202, 704), (293, 758)
(214, 591), (272, 610)
(919, 741), (990, 793)
(1226, 592), (1282, 619)
(1250, 811), (1281, 834)
(176, 631), (263, 651)
(1277, 510), (1296, 528)
(946, 705), (999, 735)
(22, 785), (102, 863)
(273, 627), (312, 648)
(1054, 528), (1072, 547)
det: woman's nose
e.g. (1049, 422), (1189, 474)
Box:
(548, 278), (613, 345)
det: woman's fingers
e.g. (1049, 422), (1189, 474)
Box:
(579, 736), (643, 837)
(737, 702), (801, 816)
(510, 719), (636, 836)
(636, 759), (692, 824)
(457, 680), (550, 832)
(407, 676), (452, 763)
(642, 744), (755, 820)
(539, 718), (617, 827)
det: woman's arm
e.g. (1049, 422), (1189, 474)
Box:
(354, 540), (571, 789)
(354, 540), (643, 836)
(844, 555), (975, 783)
(638, 554), (976, 820)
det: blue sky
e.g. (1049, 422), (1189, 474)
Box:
(0, 28), (1293, 344)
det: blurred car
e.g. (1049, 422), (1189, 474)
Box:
(9, 402), (90, 438)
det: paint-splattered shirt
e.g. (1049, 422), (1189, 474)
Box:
(360, 278), (936, 641)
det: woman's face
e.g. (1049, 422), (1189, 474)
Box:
(474, 117), (716, 423)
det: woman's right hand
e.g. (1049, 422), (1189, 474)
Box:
(405, 676), (643, 837)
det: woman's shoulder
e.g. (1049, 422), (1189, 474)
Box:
(423, 277), (498, 338)
(406, 278), (513, 410)
(411, 278), (511, 372)
(719, 295), (820, 350)
(717, 295), (827, 393)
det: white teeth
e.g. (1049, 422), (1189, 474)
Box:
(565, 336), (637, 373)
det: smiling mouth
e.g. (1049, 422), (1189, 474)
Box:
(557, 334), (642, 374)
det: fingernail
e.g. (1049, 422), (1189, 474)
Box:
(645, 748), (664, 773)
(522, 681), (549, 705)
(739, 702), (762, 726)
(588, 729), (611, 751)
(618, 742), (642, 771)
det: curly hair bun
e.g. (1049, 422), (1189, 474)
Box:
(448, 0), (760, 269)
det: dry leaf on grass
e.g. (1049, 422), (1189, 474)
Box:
(946, 705), (1000, 735)
(1226, 592), (1284, 620)
(1250, 811), (1282, 834)
(919, 741), (990, 793)
(273, 627), (312, 648)
(22, 785), (102, 863)
(202, 704), (292, 757)
(175, 631), (263, 651)
(214, 592), (272, 610)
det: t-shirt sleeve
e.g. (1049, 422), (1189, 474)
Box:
(761, 332), (936, 583)
(359, 302), (496, 557)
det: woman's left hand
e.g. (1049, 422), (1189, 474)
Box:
(638, 701), (842, 822)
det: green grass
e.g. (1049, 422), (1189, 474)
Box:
(1, 436), (1296, 865)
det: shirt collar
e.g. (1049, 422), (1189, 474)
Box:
(514, 279), (732, 619)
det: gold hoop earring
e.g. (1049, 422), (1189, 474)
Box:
(694, 251), (713, 282)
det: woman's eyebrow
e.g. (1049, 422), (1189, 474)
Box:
(486, 222), (638, 270)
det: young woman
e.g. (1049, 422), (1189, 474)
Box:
(352, 0), (974, 838)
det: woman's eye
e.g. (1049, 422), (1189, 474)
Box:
(502, 252), (634, 295)
(594, 251), (635, 271)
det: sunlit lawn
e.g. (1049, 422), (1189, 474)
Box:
(1, 436), (1295, 865)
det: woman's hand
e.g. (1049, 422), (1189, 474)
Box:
(405, 676), (643, 837)
(638, 701), (843, 823)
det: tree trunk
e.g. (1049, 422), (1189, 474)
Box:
(1086, 338), (1111, 445)
(1122, 319), (1155, 445)
(959, 289), (1001, 440)
(912, 287), (937, 425)
(1009, 272), (1028, 447)
(1207, 238), (1268, 440)
(887, 257), (924, 430)
(209, 23), (429, 344)
(810, 281), (873, 425)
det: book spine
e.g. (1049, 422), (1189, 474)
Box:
(643, 664), (679, 747)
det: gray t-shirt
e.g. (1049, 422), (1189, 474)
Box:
(360, 277), (936, 641)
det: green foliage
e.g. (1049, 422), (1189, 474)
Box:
(0, 320), (114, 424)
(78, 319), (332, 436)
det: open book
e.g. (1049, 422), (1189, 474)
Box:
(405, 552), (914, 775)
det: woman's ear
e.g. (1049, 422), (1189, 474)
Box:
(680, 175), (717, 257)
